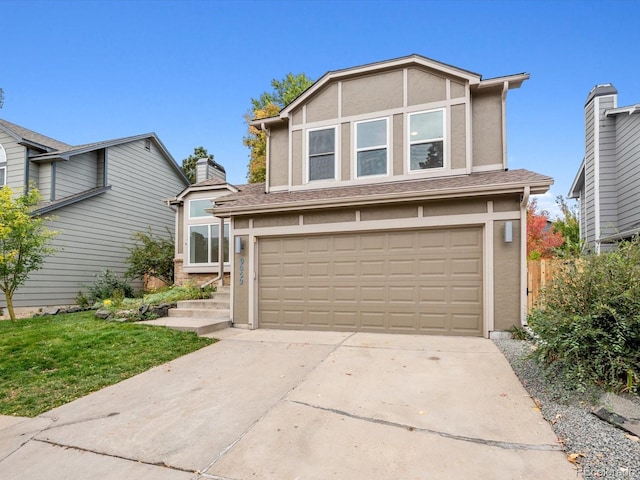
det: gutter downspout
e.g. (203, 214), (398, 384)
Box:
(520, 186), (530, 326)
(201, 215), (226, 289)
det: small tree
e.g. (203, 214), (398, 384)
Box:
(526, 198), (564, 259)
(0, 186), (58, 320)
(125, 228), (174, 286)
(244, 73), (314, 183)
(181, 147), (214, 184)
(551, 195), (582, 257)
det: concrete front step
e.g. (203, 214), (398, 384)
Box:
(138, 316), (231, 335)
(169, 308), (230, 319)
(177, 299), (229, 310)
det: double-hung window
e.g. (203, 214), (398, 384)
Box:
(408, 109), (445, 172)
(187, 198), (229, 265)
(308, 127), (336, 182)
(356, 118), (388, 177)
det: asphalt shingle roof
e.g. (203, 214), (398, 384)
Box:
(213, 169), (552, 214)
(0, 119), (72, 152)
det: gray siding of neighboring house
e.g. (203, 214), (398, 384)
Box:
(615, 114), (640, 231)
(3, 138), (187, 308)
(584, 100), (596, 247)
(55, 151), (100, 198)
(0, 130), (26, 188)
(597, 95), (618, 238)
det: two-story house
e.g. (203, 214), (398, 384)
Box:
(569, 84), (640, 253)
(0, 119), (189, 312)
(211, 55), (553, 338)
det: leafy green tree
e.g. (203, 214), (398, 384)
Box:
(125, 228), (175, 286)
(0, 186), (58, 320)
(181, 147), (214, 184)
(244, 73), (314, 183)
(552, 195), (582, 257)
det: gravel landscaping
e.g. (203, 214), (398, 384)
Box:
(494, 339), (640, 480)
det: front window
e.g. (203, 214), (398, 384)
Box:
(356, 118), (387, 177)
(409, 109), (445, 171)
(308, 127), (336, 181)
(189, 223), (230, 264)
(0, 165), (5, 186)
(189, 198), (214, 218)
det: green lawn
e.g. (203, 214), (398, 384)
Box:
(0, 311), (214, 417)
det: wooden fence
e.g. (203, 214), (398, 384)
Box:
(527, 259), (562, 313)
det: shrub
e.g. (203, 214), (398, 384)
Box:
(528, 237), (640, 394)
(85, 270), (134, 304)
(125, 228), (175, 286)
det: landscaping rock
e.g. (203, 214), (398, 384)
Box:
(44, 307), (60, 316)
(95, 309), (112, 320)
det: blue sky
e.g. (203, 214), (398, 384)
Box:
(2, 0), (638, 217)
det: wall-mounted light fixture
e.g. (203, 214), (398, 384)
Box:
(504, 221), (513, 243)
(235, 236), (244, 254)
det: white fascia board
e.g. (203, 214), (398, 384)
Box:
(605, 104), (640, 117)
(568, 158), (586, 198)
(476, 73), (530, 90)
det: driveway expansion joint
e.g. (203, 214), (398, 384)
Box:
(33, 438), (197, 474)
(291, 400), (564, 452)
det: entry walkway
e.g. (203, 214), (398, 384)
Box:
(0, 329), (580, 479)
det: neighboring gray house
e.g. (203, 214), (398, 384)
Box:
(208, 54), (553, 338)
(0, 119), (189, 310)
(569, 84), (640, 253)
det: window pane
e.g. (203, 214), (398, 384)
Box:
(357, 119), (386, 148)
(309, 129), (334, 155)
(0, 167), (5, 186)
(190, 199), (212, 218)
(210, 224), (220, 263)
(189, 225), (209, 263)
(410, 141), (444, 170)
(309, 154), (335, 181)
(357, 149), (387, 176)
(410, 111), (443, 142)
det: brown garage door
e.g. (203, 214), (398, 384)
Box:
(258, 227), (483, 336)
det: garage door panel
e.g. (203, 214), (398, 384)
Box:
(258, 227), (483, 336)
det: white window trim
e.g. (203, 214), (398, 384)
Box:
(188, 198), (216, 220)
(306, 125), (338, 184)
(354, 117), (390, 179)
(187, 221), (231, 266)
(407, 108), (447, 174)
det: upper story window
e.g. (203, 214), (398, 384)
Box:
(189, 198), (214, 219)
(308, 127), (336, 182)
(356, 118), (388, 177)
(408, 109), (445, 172)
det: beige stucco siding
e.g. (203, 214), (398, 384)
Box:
(268, 126), (288, 188)
(341, 70), (403, 117)
(407, 68), (447, 105)
(450, 104), (467, 170)
(493, 219), (520, 330)
(450, 80), (466, 99)
(292, 130), (303, 186)
(253, 213), (299, 228)
(306, 83), (339, 123)
(393, 114), (403, 175)
(423, 198), (487, 216)
(341, 123), (350, 181)
(472, 91), (503, 167)
(304, 209), (356, 225)
(360, 204), (418, 221)
(234, 217), (250, 230)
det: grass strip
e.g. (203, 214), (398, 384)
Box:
(0, 311), (214, 417)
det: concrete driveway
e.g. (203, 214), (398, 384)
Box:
(0, 329), (580, 479)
